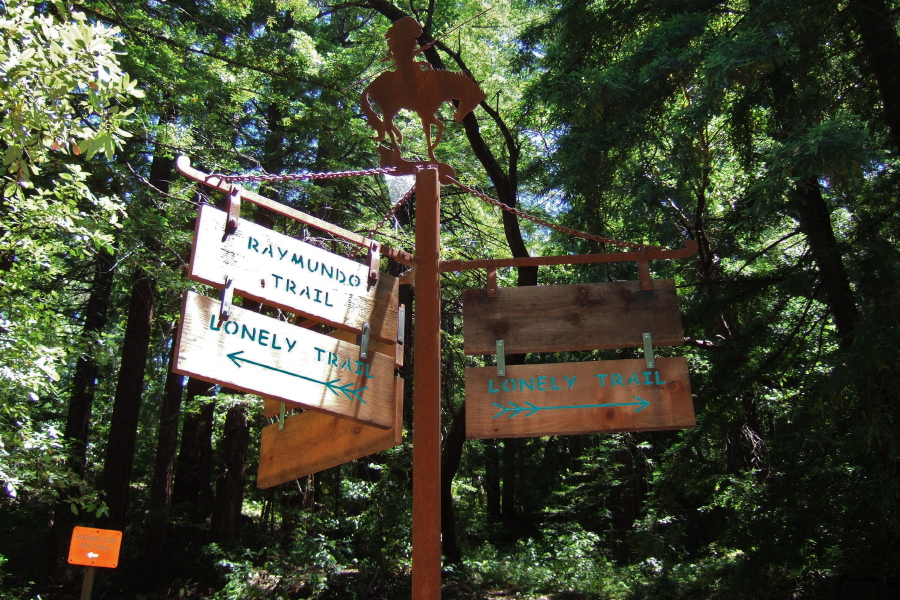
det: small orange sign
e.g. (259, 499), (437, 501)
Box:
(67, 526), (122, 569)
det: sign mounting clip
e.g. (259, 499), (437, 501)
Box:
(359, 321), (371, 361)
(643, 332), (655, 369)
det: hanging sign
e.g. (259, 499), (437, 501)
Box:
(67, 527), (122, 569)
(257, 378), (404, 488)
(463, 280), (684, 355)
(174, 291), (396, 428)
(189, 205), (400, 343)
(465, 357), (694, 439)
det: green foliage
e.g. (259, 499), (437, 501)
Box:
(0, 0), (143, 191)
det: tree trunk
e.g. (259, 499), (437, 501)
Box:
(64, 249), (116, 476)
(851, 0), (900, 154)
(791, 178), (860, 338)
(100, 269), (155, 530)
(172, 378), (216, 523)
(209, 402), (251, 544)
(484, 441), (501, 518)
(48, 248), (116, 577)
(440, 403), (466, 564)
(145, 336), (186, 556)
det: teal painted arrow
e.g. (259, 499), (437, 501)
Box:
(227, 350), (367, 404)
(492, 396), (649, 419)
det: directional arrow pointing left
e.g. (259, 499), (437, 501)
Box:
(227, 350), (368, 403)
(87, 552), (99, 558)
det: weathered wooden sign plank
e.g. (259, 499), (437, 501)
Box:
(462, 280), (683, 355)
(257, 377), (404, 488)
(190, 204), (400, 343)
(466, 357), (694, 439)
(174, 291), (396, 428)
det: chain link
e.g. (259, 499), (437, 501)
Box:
(447, 177), (665, 251)
(216, 166), (398, 183)
(214, 167), (664, 251)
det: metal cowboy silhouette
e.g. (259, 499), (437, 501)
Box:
(361, 17), (485, 182)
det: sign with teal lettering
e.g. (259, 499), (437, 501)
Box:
(465, 357), (695, 439)
(174, 291), (397, 428)
(189, 205), (400, 342)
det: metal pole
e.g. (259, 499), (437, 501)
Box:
(412, 166), (442, 598)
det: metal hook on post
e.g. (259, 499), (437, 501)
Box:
(643, 332), (655, 369)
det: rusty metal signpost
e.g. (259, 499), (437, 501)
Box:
(171, 16), (699, 600)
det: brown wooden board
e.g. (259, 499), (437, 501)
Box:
(257, 376), (404, 488)
(190, 204), (400, 343)
(174, 291), (396, 428)
(462, 280), (683, 355)
(466, 357), (694, 439)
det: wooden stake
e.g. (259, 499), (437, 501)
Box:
(80, 566), (96, 600)
(412, 166), (442, 598)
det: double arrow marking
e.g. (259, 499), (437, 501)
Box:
(227, 351), (367, 404)
(492, 396), (650, 418)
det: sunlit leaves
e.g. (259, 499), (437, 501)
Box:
(0, 0), (144, 190)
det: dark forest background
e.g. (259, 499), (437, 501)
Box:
(1, 0), (898, 598)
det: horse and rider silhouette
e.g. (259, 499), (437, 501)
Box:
(361, 17), (485, 179)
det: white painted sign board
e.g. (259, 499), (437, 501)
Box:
(174, 291), (396, 428)
(189, 205), (400, 342)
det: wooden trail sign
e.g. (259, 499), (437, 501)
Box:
(257, 377), (404, 488)
(190, 205), (400, 343)
(466, 357), (694, 439)
(463, 280), (683, 355)
(67, 527), (122, 569)
(174, 291), (396, 428)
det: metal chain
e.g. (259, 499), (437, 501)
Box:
(214, 167), (663, 251)
(216, 166), (397, 183)
(447, 177), (665, 251)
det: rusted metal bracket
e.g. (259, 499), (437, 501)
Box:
(638, 260), (653, 291)
(367, 241), (380, 287)
(486, 266), (498, 298)
(439, 240), (698, 273)
(219, 275), (235, 323)
(176, 155), (414, 266)
(225, 185), (241, 234)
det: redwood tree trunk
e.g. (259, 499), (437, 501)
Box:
(852, 0), (900, 154)
(145, 337), (186, 555)
(172, 379), (216, 523)
(64, 248), (116, 476)
(100, 269), (155, 530)
(209, 402), (251, 544)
